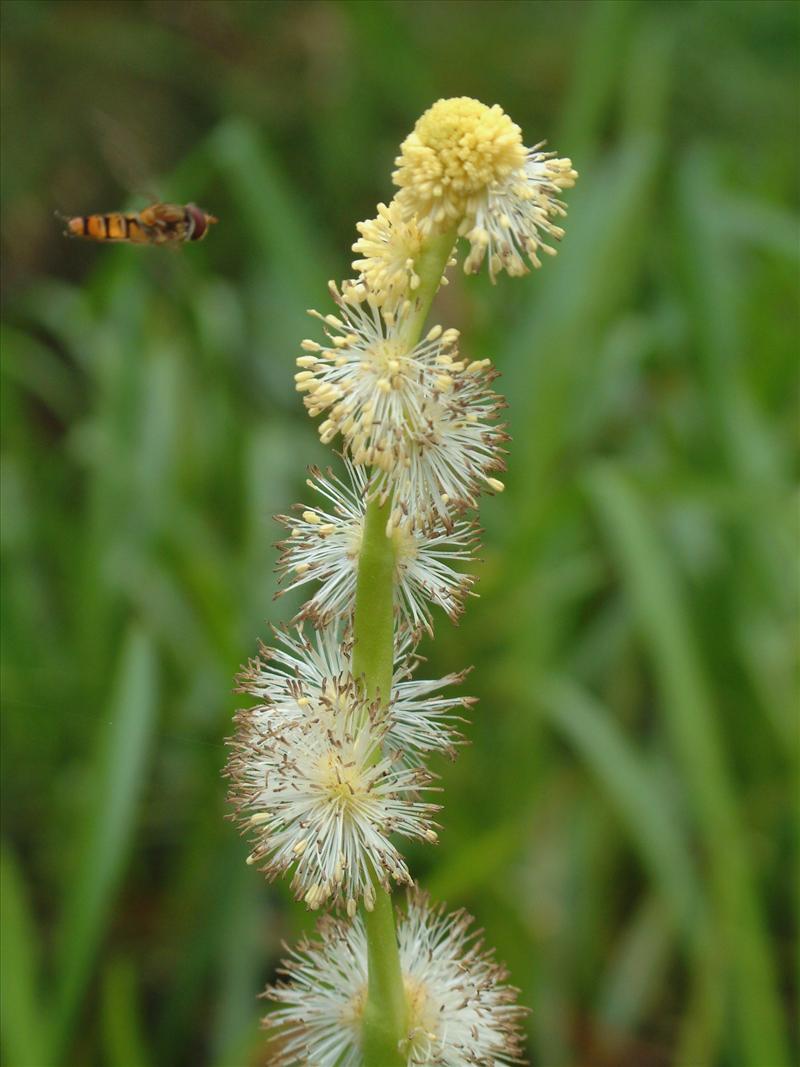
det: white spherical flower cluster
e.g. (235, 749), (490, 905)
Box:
(297, 280), (462, 470)
(276, 458), (478, 633)
(375, 366), (508, 534)
(237, 625), (472, 771)
(227, 627), (474, 913)
(227, 671), (438, 916)
(265, 892), (528, 1066)
(390, 96), (577, 282)
(297, 283), (506, 531)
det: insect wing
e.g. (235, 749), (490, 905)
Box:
(135, 202), (188, 243)
(141, 203), (185, 226)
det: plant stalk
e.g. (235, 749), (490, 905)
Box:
(354, 495), (406, 1067)
(355, 229), (457, 1067)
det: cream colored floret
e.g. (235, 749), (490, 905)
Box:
(392, 96), (526, 231)
(351, 200), (425, 310)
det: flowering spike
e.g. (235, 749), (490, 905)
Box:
(226, 95), (577, 1067)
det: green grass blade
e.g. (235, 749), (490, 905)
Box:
(558, 0), (636, 160)
(0, 844), (49, 1067)
(209, 116), (332, 293)
(0, 325), (81, 423)
(537, 676), (700, 941)
(49, 626), (158, 1064)
(101, 958), (151, 1067)
(597, 894), (673, 1046)
(209, 865), (265, 1066)
(586, 463), (790, 1067)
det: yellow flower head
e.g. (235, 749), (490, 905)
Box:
(351, 200), (425, 311)
(392, 97), (526, 232)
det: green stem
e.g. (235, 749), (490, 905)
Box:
(354, 496), (406, 1067)
(400, 229), (458, 347)
(361, 874), (408, 1066)
(352, 497), (395, 703)
(355, 230), (457, 1067)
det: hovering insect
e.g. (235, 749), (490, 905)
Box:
(61, 202), (218, 245)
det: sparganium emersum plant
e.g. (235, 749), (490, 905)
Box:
(224, 96), (577, 1066)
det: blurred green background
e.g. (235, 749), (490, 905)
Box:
(1, 1), (798, 1065)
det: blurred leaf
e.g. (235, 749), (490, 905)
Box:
(677, 148), (796, 753)
(596, 894), (673, 1046)
(0, 324), (82, 421)
(209, 116), (332, 294)
(558, 0), (636, 160)
(677, 148), (783, 488)
(210, 865), (268, 1067)
(717, 194), (800, 261)
(155, 837), (250, 1064)
(50, 627), (158, 1064)
(101, 958), (151, 1067)
(426, 814), (529, 902)
(537, 676), (700, 941)
(0, 844), (49, 1067)
(586, 463), (790, 1067)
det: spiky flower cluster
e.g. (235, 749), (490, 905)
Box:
(373, 366), (508, 533)
(266, 893), (528, 1066)
(225, 95), (576, 1066)
(241, 626), (471, 765)
(392, 97), (527, 232)
(276, 459), (478, 633)
(462, 144), (579, 280)
(297, 287), (508, 519)
(393, 97), (577, 284)
(351, 201), (429, 312)
(227, 626), (476, 914)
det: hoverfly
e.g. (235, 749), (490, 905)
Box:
(61, 202), (218, 245)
